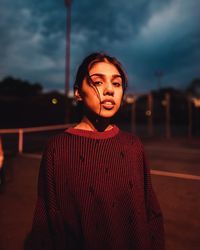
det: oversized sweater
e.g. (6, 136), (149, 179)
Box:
(28, 125), (165, 250)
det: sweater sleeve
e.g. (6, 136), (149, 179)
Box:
(26, 141), (66, 250)
(141, 142), (165, 250)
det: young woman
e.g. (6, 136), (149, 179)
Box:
(28, 52), (165, 249)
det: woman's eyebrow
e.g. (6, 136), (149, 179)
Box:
(112, 74), (122, 79)
(89, 73), (104, 78)
(89, 73), (122, 78)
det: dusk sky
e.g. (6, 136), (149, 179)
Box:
(0, 0), (199, 94)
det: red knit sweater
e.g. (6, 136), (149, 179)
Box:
(28, 125), (165, 250)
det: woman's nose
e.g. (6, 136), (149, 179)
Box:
(103, 82), (114, 95)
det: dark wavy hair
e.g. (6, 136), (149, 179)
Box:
(73, 52), (128, 93)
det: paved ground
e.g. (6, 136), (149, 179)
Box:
(0, 138), (200, 250)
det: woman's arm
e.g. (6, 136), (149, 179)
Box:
(26, 142), (66, 250)
(142, 144), (165, 250)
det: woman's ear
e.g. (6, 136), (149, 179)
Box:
(74, 88), (83, 102)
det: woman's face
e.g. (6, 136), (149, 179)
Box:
(77, 61), (123, 118)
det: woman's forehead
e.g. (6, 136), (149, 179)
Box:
(89, 61), (120, 75)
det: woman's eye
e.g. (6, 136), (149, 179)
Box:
(113, 82), (122, 87)
(93, 81), (102, 86)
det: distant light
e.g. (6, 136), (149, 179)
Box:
(162, 100), (167, 106)
(51, 98), (58, 105)
(145, 110), (151, 116)
(192, 98), (200, 108)
(125, 94), (136, 104)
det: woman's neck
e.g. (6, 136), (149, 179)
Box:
(75, 116), (113, 132)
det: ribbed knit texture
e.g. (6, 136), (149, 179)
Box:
(28, 125), (165, 250)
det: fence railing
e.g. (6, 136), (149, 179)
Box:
(1, 91), (200, 154)
(0, 124), (72, 153)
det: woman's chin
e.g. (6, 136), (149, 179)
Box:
(95, 111), (117, 119)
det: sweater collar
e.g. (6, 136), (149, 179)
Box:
(65, 125), (119, 139)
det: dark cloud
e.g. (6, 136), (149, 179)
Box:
(0, 0), (199, 92)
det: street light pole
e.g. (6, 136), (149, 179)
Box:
(64, 0), (72, 122)
(147, 93), (153, 137)
(125, 94), (136, 134)
(188, 95), (192, 138)
(165, 93), (171, 139)
(155, 70), (164, 90)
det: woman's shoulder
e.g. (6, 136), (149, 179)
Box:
(44, 132), (72, 151)
(118, 129), (144, 150)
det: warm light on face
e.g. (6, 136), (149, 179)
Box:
(79, 61), (123, 118)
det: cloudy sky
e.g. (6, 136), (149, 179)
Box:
(0, 0), (199, 93)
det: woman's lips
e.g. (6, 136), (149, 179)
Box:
(101, 99), (115, 109)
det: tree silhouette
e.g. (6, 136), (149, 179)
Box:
(0, 76), (43, 97)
